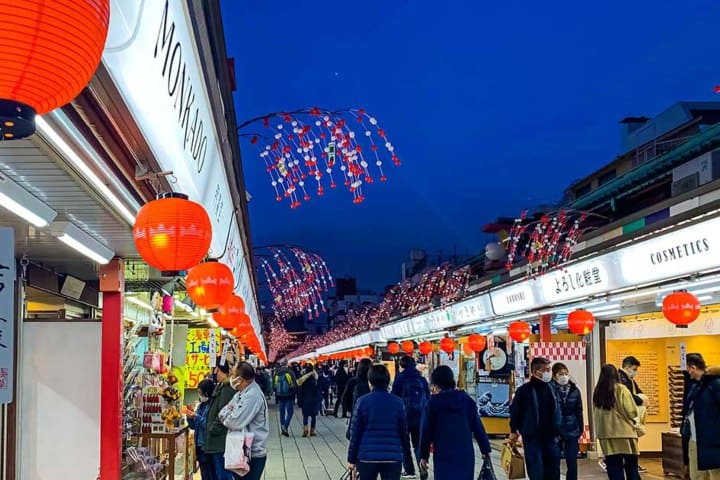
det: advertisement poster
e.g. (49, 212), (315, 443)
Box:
(475, 379), (511, 418)
(479, 339), (513, 377)
(186, 328), (222, 389)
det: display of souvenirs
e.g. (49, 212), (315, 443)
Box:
(149, 291), (165, 335)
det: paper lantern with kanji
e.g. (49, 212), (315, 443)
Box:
(440, 337), (456, 354)
(509, 321), (531, 342)
(467, 334), (487, 352)
(213, 295), (246, 329)
(387, 342), (400, 355)
(663, 290), (701, 328)
(133, 193), (212, 274)
(0, 0), (110, 140)
(401, 340), (414, 354)
(568, 309), (595, 335)
(185, 260), (234, 311)
(418, 341), (433, 355)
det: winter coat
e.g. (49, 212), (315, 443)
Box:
(334, 367), (349, 391)
(219, 382), (270, 458)
(682, 366), (720, 470)
(419, 389), (491, 480)
(347, 389), (412, 465)
(550, 380), (584, 439)
(391, 367), (431, 427)
(187, 400), (210, 450)
(618, 369), (645, 407)
(593, 384), (639, 441)
(204, 380), (237, 454)
(298, 371), (320, 416)
(509, 377), (561, 441)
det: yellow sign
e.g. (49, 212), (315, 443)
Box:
(186, 328), (222, 389)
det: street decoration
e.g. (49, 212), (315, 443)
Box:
(212, 294), (247, 330)
(401, 340), (414, 354)
(387, 342), (400, 355)
(662, 290), (701, 328)
(439, 337), (456, 354)
(508, 321), (532, 342)
(239, 107), (401, 208)
(418, 341), (433, 355)
(467, 334), (487, 352)
(185, 260), (234, 312)
(567, 309), (596, 335)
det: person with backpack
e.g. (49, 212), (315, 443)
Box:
(273, 364), (298, 437)
(392, 355), (430, 479)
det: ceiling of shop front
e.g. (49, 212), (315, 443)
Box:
(0, 138), (138, 281)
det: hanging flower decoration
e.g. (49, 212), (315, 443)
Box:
(662, 290), (701, 328)
(239, 107), (401, 208)
(265, 318), (297, 363)
(255, 245), (333, 321)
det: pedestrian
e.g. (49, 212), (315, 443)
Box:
(273, 363), (298, 437)
(205, 363), (238, 480)
(550, 362), (583, 480)
(219, 362), (269, 480)
(297, 364), (320, 437)
(319, 364), (333, 414)
(187, 379), (217, 480)
(616, 356), (648, 474)
(334, 361), (350, 417)
(348, 364), (413, 480)
(682, 353), (720, 479)
(391, 355), (430, 479)
(592, 364), (641, 480)
(418, 365), (491, 480)
(508, 356), (561, 480)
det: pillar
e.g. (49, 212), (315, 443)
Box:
(99, 259), (124, 479)
(539, 314), (552, 342)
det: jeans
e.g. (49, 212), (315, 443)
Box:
(303, 414), (317, 429)
(560, 437), (579, 480)
(404, 424), (421, 474)
(357, 461), (402, 480)
(278, 398), (294, 429)
(211, 453), (235, 480)
(523, 437), (561, 480)
(238, 456), (267, 480)
(197, 448), (216, 480)
(605, 454), (640, 480)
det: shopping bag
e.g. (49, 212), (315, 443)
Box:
(478, 454), (497, 480)
(500, 443), (525, 480)
(225, 429), (255, 476)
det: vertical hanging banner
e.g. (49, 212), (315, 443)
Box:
(209, 329), (218, 369)
(0, 228), (14, 403)
(220, 338), (230, 367)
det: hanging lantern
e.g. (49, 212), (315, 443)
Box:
(401, 340), (414, 354)
(467, 334), (487, 352)
(463, 343), (474, 356)
(185, 260), (234, 312)
(509, 321), (532, 342)
(0, 1), (110, 140)
(663, 290), (701, 328)
(133, 193), (212, 274)
(440, 337), (456, 354)
(364, 346), (374, 357)
(567, 309), (596, 335)
(387, 342), (400, 355)
(212, 295), (246, 329)
(418, 341), (433, 355)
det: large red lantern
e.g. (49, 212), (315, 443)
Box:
(387, 342), (400, 355)
(185, 260), (234, 311)
(0, 0), (110, 140)
(663, 290), (701, 328)
(463, 343), (474, 356)
(401, 340), (414, 354)
(509, 321), (531, 342)
(467, 334), (487, 352)
(418, 341), (433, 355)
(212, 295), (246, 329)
(440, 337), (456, 354)
(567, 309), (596, 335)
(133, 193), (213, 274)
(364, 346), (375, 357)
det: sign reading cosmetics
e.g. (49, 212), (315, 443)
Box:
(490, 282), (537, 315)
(538, 257), (617, 304)
(618, 216), (720, 284)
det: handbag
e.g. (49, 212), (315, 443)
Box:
(501, 443), (526, 480)
(225, 429), (255, 476)
(338, 468), (357, 480)
(478, 454), (498, 480)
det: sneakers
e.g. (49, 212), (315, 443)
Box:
(419, 466), (428, 480)
(638, 465), (648, 473)
(281, 427), (290, 437)
(400, 473), (417, 479)
(598, 459), (607, 472)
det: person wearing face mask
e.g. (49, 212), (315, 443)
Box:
(549, 363), (583, 480)
(509, 357), (562, 480)
(615, 356), (648, 475)
(205, 363), (239, 480)
(187, 379), (217, 480)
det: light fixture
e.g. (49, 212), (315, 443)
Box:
(595, 309), (622, 317)
(697, 295), (713, 302)
(0, 171), (56, 227)
(126, 296), (153, 311)
(50, 220), (114, 264)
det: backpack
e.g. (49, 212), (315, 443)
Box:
(403, 375), (428, 426)
(275, 371), (295, 397)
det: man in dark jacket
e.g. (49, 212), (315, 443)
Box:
(682, 353), (720, 478)
(392, 355), (430, 478)
(204, 363), (237, 480)
(509, 357), (561, 480)
(333, 362), (350, 417)
(618, 356), (648, 407)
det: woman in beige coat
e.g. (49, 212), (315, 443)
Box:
(593, 364), (641, 480)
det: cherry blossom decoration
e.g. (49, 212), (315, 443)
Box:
(255, 245), (333, 321)
(239, 107), (401, 208)
(265, 317), (299, 363)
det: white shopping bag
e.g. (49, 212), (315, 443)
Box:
(225, 429), (255, 477)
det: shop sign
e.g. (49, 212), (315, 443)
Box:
(452, 294), (492, 325)
(618, 216), (720, 285)
(490, 283), (537, 316)
(380, 319), (413, 340)
(102, 0), (240, 258)
(185, 328), (222, 389)
(0, 228), (13, 403)
(538, 258), (615, 304)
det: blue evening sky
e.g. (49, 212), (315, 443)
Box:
(221, 0), (719, 290)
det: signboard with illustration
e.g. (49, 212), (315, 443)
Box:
(476, 379), (511, 418)
(185, 328), (222, 389)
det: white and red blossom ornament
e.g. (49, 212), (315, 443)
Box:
(240, 107), (400, 208)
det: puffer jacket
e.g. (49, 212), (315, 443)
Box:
(682, 366), (720, 470)
(347, 389), (412, 465)
(550, 380), (584, 439)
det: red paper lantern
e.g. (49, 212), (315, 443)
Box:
(663, 290), (701, 328)
(364, 346), (374, 357)
(387, 342), (400, 355)
(440, 337), (456, 354)
(133, 193), (212, 274)
(185, 260), (234, 311)
(509, 321), (531, 342)
(567, 309), (596, 335)
(467, 334), (487, 352)
(401, 340), (414, 354)
(213, 295), (246, 329)
(418, 341), (433, 355)
(0, 0), (110, 140)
